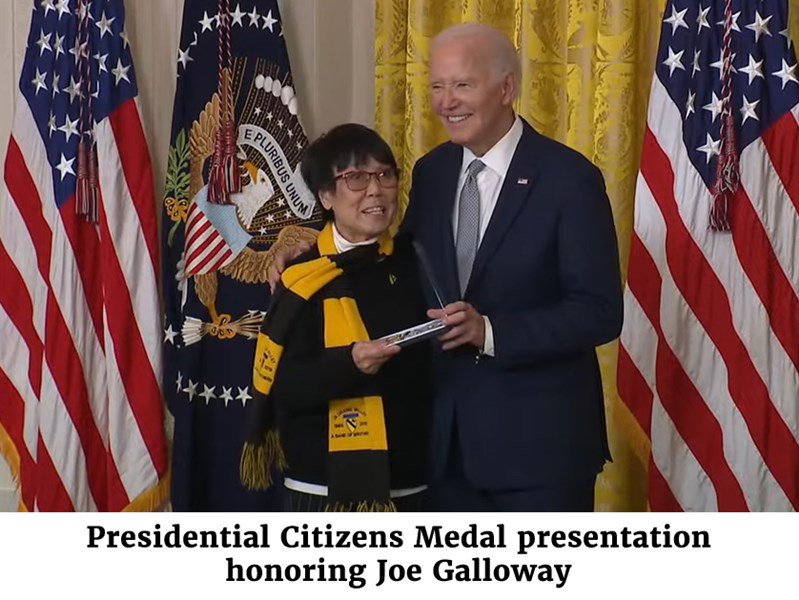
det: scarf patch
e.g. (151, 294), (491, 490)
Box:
(329, 397), (388, 452)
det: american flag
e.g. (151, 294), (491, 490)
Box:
(619, 0), (799, 511)
(0, 0), (168, 511)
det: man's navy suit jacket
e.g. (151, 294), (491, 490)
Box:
(404, 118), (623, 490)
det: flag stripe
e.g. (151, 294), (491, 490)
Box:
(647, 458), (683, 512)
(97, 115), (162, 392)
(0, 302), (85, 511)
(0, 349), (37, 510)
(108, 99), (160, 275)
(42, 292), (116, 509)
(623, 245), (726, 510)
(4, 138), (51, 306)
(735, 144), (799, 370)
(100, 314), (158, 501)
(186, 218), (214, 256)
(760, 109), (799, 217)
(97, 199), (166, 477)
(184, 233), (220, 273)
(184, 209), (198, 236)
(185, 200), (202, 227)
(0, 243), (43, 397)
(0, 189), (45, 463)
(34, 435), (75, 511)
(742, 128), (799, 299)
(187, 235), (229, 274)
(199, 244), (234, 274)
(641, 128), (799, 509)
(617, 313), (654, 435)
(58, 199), (105, 352)
(730, 183), (799, 374)
(210, 250), (235, 274)
(626, 217), (749, 511)
(650, 396), (718, 512)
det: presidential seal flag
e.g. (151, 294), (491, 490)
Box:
(0, 0), (168, 510)
(618, 0), (799, 510)
(163, 0), (321, 510)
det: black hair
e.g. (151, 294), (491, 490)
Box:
(300, 123), (398, 220)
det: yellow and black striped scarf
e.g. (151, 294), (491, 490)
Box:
(240, 222), (396, 511)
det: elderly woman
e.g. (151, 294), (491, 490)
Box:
(241, 124), (433, 511)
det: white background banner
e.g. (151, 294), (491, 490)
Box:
(0, 512), (794, 598)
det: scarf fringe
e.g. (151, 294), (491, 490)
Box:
(324, 500), (397, 512)
(239, 430), (286, 490)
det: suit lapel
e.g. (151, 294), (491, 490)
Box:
(430, 144), (463, 304)
(466, 124), (539, 296)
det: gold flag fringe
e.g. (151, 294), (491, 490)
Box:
(123, 471), (171, 512)
(0, 421), (25, 511)
(1, 420), (170, 512)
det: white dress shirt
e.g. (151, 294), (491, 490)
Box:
(452, 116), (523, 356)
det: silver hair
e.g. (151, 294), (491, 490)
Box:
(430, 23), (521, 100)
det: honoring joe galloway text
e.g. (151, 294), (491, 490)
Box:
(87, 522), (711, 589)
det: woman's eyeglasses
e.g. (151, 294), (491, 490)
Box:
(334, 169), (399, 192)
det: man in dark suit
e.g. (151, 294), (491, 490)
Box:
(403, 23), (623, 511)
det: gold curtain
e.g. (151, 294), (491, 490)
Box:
(375, 0), (670, 511)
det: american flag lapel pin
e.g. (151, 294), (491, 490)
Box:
(517, 177), (528, 185)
